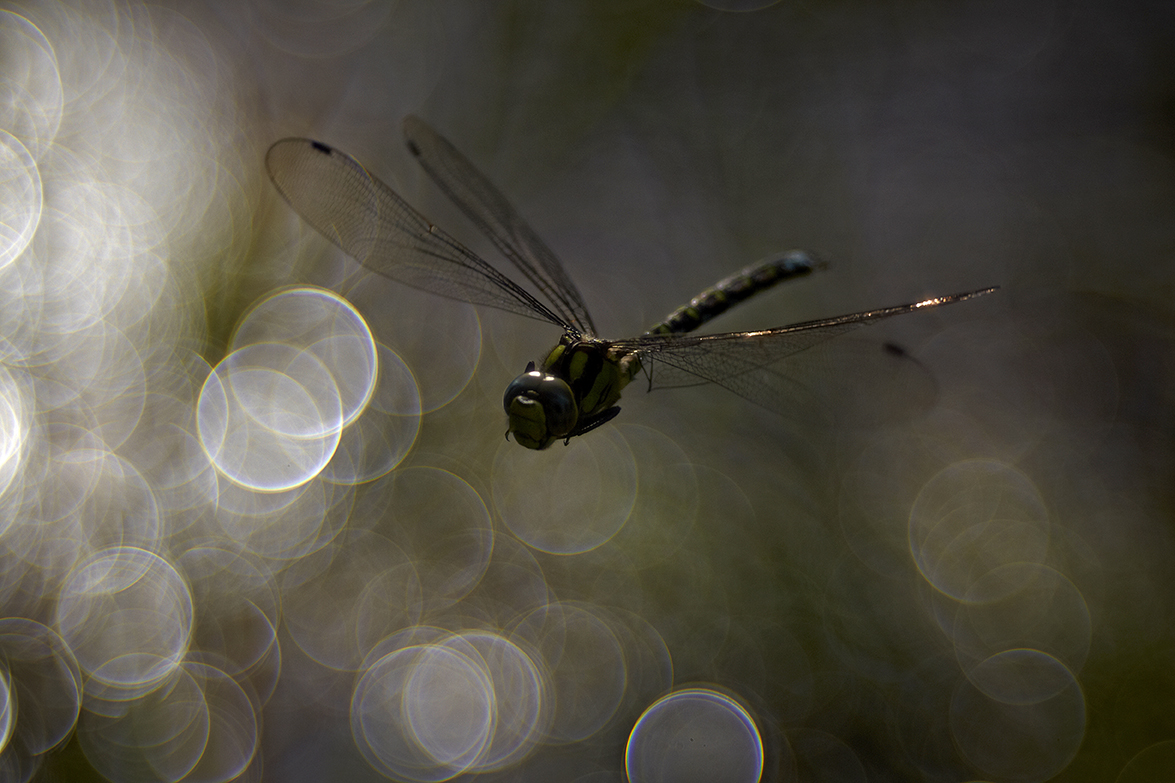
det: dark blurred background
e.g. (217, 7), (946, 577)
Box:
(0, 0), (1173, 781)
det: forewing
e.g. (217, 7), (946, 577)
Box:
(265, 137), (566, 327)
(403, 115), (596, 335)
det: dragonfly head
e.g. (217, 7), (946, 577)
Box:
(504, 363), (578, 450)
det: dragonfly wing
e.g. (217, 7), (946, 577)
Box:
(627, 322), (863, 391)
(651, 340), (941, 427)
(403, 115), (596, 336)
(612, 287), (997, 410)
(266, 138), (567, 327)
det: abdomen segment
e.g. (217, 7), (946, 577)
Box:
(644, 250), (822, 336)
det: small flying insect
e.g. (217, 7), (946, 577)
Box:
(266, 117), (996, 449)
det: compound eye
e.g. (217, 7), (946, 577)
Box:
(503, 370), (578, 449)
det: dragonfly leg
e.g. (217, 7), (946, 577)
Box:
(564, 406), (622, 444)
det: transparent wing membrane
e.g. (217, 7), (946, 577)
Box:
(402, 115), (596, 336)
(265, 138), (567, 327)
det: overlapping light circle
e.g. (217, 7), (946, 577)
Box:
(625, 687), (763, 783)
(54, 547), (193, 704)
(0, 130), (41, 272)
(229, 287), (378, 430)
(198, 341), (344, 492)
(909, 459), (1050, 599)
(492, 425), (636, 554)
(199, 286), (420, 492)
(351, 629), (550, 781)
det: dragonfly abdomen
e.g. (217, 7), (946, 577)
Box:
(644, 251), (821, 336)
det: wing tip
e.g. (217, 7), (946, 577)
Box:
(265, 137), (335, 175)
(917, 285), (1000, 309)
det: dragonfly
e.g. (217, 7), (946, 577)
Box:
(265, 116), (996, 450)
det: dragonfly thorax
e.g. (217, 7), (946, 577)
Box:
(504, 337), (640, 450)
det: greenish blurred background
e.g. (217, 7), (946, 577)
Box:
(0, 0), (1172, 781)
